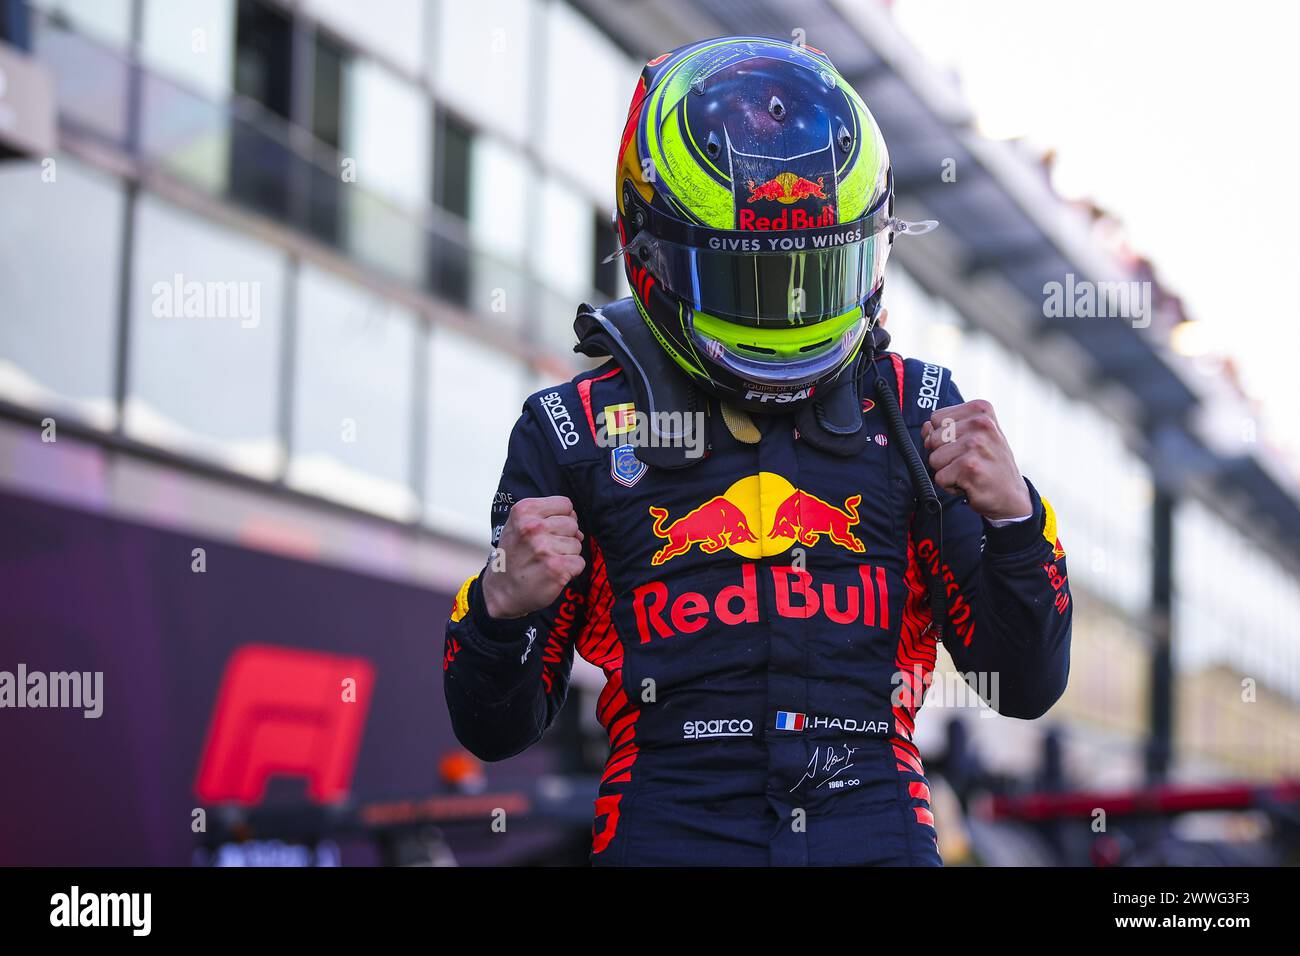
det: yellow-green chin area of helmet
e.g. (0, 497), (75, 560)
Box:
(691, 305), (865, 363)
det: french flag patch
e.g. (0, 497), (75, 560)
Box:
(774, 711), (806, 732)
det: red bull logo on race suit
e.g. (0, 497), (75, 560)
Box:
(639, 474), (889, 643)
(769, 490), (865, 553)
(649, 497), (759, 566)
(648, 473), (864, 565)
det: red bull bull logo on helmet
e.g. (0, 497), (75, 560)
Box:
(745, 172), (828, 204)
(647, 473), (864, 565)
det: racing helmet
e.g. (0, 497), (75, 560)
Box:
(612, 36), (934, 411)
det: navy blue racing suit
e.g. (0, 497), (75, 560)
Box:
(442, 349), (1072, 865)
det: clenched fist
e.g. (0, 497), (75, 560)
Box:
(481, 496), (586, 620)
(921, 399), (1033, 521)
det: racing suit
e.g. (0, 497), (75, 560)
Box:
(442, 348), (1072, 866)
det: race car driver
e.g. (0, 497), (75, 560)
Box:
(442, 37), (1072, 866)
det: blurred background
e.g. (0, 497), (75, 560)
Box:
(0, 0), (1296, 866)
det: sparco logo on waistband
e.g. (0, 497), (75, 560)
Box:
(682, 718), (755, 739)
(540, 391), (580, 448)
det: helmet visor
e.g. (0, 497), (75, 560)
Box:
(626, 220), (892, 326)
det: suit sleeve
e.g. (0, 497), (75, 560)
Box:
(932, 378), (1073, 719)
(442, 406), (589, 761)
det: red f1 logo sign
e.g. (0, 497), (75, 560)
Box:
(195, 645), (375, 805)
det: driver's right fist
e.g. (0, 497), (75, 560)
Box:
(481, 496), (585, 620)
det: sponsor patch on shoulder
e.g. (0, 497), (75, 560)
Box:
(611, 444), (647, 488)
(603, 403), (637, 436)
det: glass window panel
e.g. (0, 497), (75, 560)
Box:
(431, 0), (531, 138)
(433, 108), (472, 219)
(30, 0), (132, 47)
(33, 13), (132, 146)
(337, 60), (430, 282)
(311, 33), (345, 150)
(425, 326), (527, 540)
(140, 0), (236, 100)
(426, 217), (472, 306)
(341, 59), (430, 209)
(468, 137), (526, 256)
(222, 1), (297, 221)
(0, 157), (124, 429)
(532, 176), (593, 296)
(463, 139), (529, 328)
(233, 0), (293, 119)
(342, 191), (426, 287)
(542, 2), (636, 202)
(536, 284), (580, 356)
(304, 0), (425, 76)
(465, 249), (529, 332)
(287, 264), (418, 520)
(125, 194), (286, 477)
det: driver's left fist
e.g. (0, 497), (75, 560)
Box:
(921, 399), (1033, 521)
